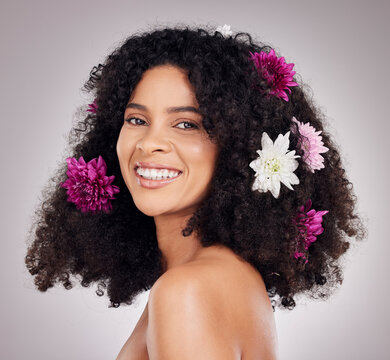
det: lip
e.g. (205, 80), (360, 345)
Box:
(134, 168), (182, 189)
(134, 161), (182, 172)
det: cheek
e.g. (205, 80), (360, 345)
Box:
(116, 131), (137, 191)
(184, 139), (218, 176)
(116, 128), (124, 159)
(185, 141), (218, 202)
(116, 129), (133, 163)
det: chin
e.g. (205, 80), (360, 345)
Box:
(132, 200), (174, 217)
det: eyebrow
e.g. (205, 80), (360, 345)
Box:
(126, 102), (201, 114)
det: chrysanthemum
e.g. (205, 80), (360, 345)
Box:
(61, 155), (120, 213)
(293, 199), (329, 264)
(291, 117), (329, 173)
(249, 131), (300, 199)
(87, 99), (98, 113)
(215, 24), (233, 37)
(249, 49), (298, 101)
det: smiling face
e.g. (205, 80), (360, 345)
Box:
(116, 64), (219, 217)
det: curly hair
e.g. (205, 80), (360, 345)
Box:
(25, 24), (366, 310)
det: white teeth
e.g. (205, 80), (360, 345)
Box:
(136, 167), (181, 180)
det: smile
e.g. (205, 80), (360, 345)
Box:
(134, 168), (182, 189)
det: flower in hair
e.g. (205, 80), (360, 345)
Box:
(293, 199), (329, 264)
(291, 117), (329, 173)
(215, 24), (233, 37)
(87, 99), (98, 113)
(61, 155), (120, 213)
(249, 131), (300, 199)
(249, 49), (298, 101)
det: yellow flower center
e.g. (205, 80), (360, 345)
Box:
(265, 158), (280, 173)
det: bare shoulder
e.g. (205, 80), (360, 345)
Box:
(149, 247), (267, 308)
(147, 247), (278, 359)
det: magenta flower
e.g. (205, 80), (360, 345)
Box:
(61, 155), (120, 213)
(291, 117), (329, 173)
(249, 49), (298, 101)
(87, 99), (98, 113)
(292, 199), (329, 264)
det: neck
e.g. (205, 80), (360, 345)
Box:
(154, 207), (203, 272)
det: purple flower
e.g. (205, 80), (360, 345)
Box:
(87, 99), (98, 113)
(61, 155), (120, 213)
(292, 199), (329, 264)
(249, 49), (298, 102)
(290, 117), (329, 173)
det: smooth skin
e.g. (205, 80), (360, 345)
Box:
(116, 64), (278, 359)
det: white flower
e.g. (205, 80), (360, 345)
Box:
(249, 131), (300, 199)
(215, 24), (233, 37)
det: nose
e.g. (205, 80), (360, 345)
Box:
(135, 127), (172, 155)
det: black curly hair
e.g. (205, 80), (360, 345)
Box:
(25, 24), (366, 310)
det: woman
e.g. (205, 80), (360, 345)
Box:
(25, 25), (365, 359)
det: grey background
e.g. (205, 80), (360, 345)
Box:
(1, 0), (387, 359)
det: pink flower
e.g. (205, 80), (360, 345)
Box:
(292, 199), (329, 264)
(291, 117), (329, 173)
(249, 49), (298, 101)
(87, 99), (98, 113)
(61, 155), (120, 213)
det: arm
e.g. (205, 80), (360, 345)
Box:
(146, 269), (242, 360)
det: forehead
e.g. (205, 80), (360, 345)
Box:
(129, 65), (198, 107)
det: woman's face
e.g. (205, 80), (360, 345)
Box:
(116, 64), (219, 217)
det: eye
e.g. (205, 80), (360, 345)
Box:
(124, 117), (146, 125)
(175, 121), (199, 130)
(124, 117), (199, 130)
